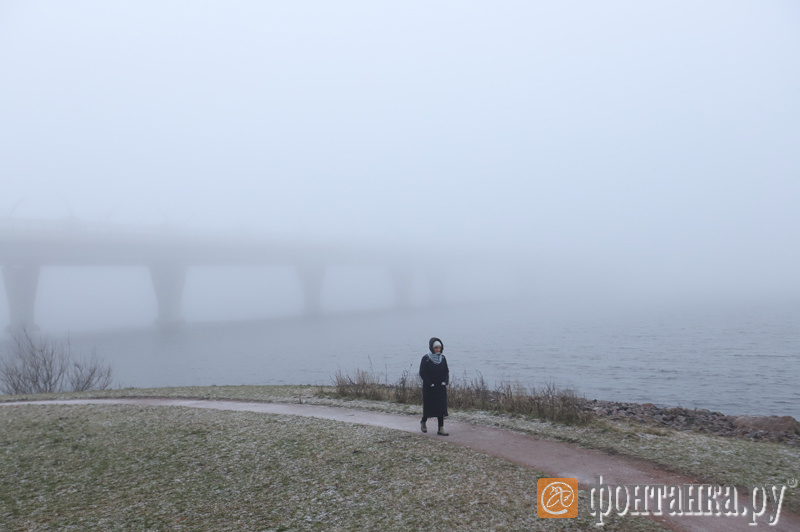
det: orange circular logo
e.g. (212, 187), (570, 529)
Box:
(537, 478), (579, 518)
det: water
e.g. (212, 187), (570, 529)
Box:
(3, 299), (798, 419)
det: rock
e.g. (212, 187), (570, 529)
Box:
(733, 415), (800, 434)
(578, 398), (799, 445)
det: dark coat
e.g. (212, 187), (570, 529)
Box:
(420, 338), (449, 418)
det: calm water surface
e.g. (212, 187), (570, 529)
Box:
(4, 300), (798, 418)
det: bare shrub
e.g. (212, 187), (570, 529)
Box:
(67, 349), (114, 392)
(0, 326), (113, 394)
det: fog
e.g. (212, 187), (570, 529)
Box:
(1, 1), (799, 330)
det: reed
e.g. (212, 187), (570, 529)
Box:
(329, 367), (591, 424)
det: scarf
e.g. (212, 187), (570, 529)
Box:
(427, 351), (443, 365)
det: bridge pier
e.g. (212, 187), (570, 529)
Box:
(297, 264), (325, 316)
(149, 263), (187, 328)
(2, 264), (40, 331)
(391, 268), (414, 309)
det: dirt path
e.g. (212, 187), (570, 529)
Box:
(3, 398), (797, 532)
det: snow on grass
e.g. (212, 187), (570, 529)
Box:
(0, 404), (667, 531)
(3, 384), (798, 517)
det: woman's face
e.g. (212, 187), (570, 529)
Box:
(433, 345), (442, 354)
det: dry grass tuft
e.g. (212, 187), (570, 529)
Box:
(330, 367), (591, 424)
(331, 367), (387, 401)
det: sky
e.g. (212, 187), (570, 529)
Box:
(1, 0), (799, 319)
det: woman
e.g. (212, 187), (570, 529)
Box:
(419, 337), (449, 436)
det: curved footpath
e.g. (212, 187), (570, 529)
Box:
(2, 398), (797, 532)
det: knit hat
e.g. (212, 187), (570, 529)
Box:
(429, 337), (444, 353)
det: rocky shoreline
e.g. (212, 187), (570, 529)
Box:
(584, 399), (800, 446)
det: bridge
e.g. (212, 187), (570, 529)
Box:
(0, 217), (448, 330)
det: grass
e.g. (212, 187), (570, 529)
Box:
(0, 404), (667, 531)
(325, 367), (800, 514)
(2, 383), (799, 516)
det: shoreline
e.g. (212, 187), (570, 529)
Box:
(2, 383), (798, 446)
(583, 398), (800, 446)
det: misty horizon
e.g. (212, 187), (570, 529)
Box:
(1, 1), (799, 329)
